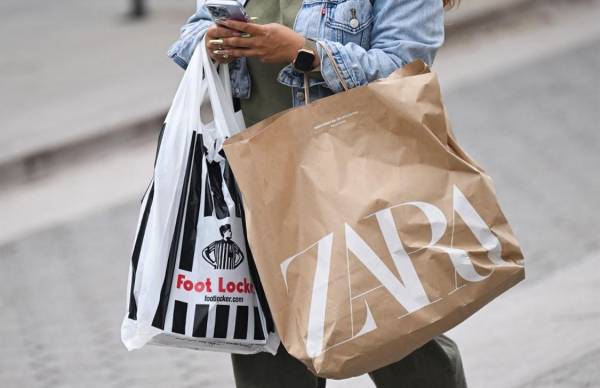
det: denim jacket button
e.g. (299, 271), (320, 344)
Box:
(296, 91), (305, 101)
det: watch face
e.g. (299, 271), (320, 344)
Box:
(294, 49), (315, 72)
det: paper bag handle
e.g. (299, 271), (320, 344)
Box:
(303, 41), (350, 104)
(317, 41), (350, 92)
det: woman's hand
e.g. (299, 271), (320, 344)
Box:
(205, 24), (243, 64)
(217, 20), (309, 65)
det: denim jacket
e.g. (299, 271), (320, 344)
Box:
(168, 0), (444, 107)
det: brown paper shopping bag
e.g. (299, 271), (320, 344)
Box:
(223, 57), (525, 379)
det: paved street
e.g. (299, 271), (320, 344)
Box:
(0, 0), (190, 166)
(1, 1), (599, 387)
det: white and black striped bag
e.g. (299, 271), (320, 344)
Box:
(121, 41), (279, 354)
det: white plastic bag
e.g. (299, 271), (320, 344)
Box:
(121, 41), (279, 354)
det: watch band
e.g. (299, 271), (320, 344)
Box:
(304, 38), (319, 72)
(303, 38), (317, 55)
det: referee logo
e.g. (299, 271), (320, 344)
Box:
(202, 224), (245, 270)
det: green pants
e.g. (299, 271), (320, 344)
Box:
(231, 335), (467, 388)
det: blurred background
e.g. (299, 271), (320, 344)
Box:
(0, 0), (598, 387)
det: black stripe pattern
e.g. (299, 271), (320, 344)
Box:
(170, 301), (265, 341)
(128, 123), (165, 320)
(127, 126), (271, 343)
(127, 185), (154, 320)
(152, 132), (199, 329)
(179, 133), (205, 272)
(204, 150), (243, 220)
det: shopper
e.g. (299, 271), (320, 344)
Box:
(168, 1), (467, 387)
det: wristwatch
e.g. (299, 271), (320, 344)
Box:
(293, 38), (318, 72)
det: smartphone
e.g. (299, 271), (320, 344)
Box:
(205, 0), (250, 23)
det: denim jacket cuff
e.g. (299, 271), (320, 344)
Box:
(167, 39), (189, 69)
(168, 51), (190, 70)
(277, 64), (327, 90)
(316, 40), (368, 93)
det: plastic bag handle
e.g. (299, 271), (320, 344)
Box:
(200, 38), (240, 138)
(219, 61), (233, 101)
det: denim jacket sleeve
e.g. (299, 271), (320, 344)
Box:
(167, 7), (213, 69)
(317, 0), (445, 93)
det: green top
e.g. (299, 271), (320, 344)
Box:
(240, 0), (303, 126)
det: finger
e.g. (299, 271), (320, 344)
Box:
(220, 19), (263, 35)
(212, 49), (241, 61)
(207, 25), (243, 38)
(224, 48), (262, 58)
(215, 25), (243, 37)
(221, 37), (256, 48)
(207, 36), (237, 49)
(208, 41), (235, 51)
(211, 45), (236, 52)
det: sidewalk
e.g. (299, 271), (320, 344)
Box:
(0, 0), (539, 184)
(0, 0), (191, 178)
(448, 251), (600, 388)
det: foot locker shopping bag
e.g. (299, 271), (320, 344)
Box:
(121, 42), (279, 354)
(223, 59), (525, 377)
